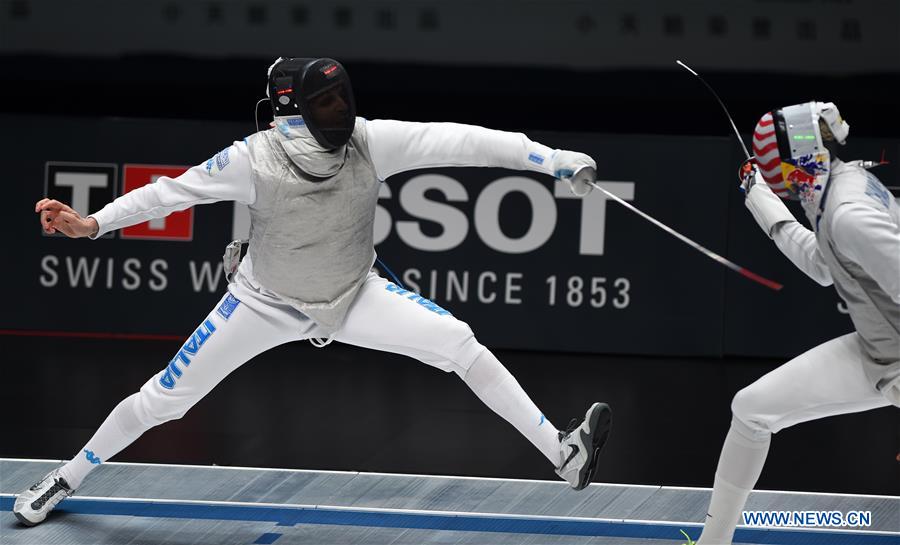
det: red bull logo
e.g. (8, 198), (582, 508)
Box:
(780, 153), (828, 197)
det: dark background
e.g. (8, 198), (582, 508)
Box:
(1, 0), (898, 495)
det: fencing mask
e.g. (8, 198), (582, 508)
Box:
(751, 101), (849, 204)
(267, 57), (356, 150)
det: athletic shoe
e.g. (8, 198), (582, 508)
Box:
(13, 469), (74, 526)
(555, 402), (612, 490)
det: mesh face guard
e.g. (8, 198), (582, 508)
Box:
(773, 102), (829, 200)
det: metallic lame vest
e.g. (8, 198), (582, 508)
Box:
(244, 119), (380, 332)
(816, 160), (900, 393)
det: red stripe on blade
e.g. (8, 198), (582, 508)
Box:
(738, 268), (783, 291)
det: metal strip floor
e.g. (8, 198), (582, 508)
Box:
(1, 459), (897, 545)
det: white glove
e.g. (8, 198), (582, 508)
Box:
(744, 170), (795, 238)
(550, 150), (596, 197)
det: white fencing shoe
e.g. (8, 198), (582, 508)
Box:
(13, 469), (74, 526)
(555, 402), (612, 490)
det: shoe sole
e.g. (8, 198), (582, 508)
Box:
(14, 510), (39, 527)
(575, 402), (612, 491)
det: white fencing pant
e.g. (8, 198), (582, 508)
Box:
(697, 333), (892, 545)
(731, 332), (890, 437)
(60, 271), (560, 488)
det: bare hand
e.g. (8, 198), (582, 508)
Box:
(35, 198), (98, 238)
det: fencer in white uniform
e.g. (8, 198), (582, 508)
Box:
(696, 102), (900, 545)
(15, 58), (612, 526)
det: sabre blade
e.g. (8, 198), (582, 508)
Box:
(588, 181), (783, 291)
(676, 60), (751, 160)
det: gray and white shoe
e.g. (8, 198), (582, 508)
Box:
(13, 469), (74, 526)
(555, 402), (612, 490)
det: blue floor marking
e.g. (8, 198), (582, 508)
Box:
(1, 496), (894, 544)
(252, 532), (282, 544)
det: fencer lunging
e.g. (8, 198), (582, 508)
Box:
(696, 102), (900, 545)
(15, 58), (612, 527)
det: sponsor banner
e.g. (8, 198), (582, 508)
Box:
(4, 115), (896, 358)
(5, 116), (246, 337)
(372, 132), (731, 356)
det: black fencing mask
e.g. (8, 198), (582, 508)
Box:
(267, 57), (356, 150)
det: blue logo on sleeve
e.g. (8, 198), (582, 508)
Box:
(528, 152), (545, 165)
(216, 293), (241, 321)
(205, 147), (231, 175)
(159, 319), (217, 390)
(215, 148), (230, 170)
(84, 449), (102, 465)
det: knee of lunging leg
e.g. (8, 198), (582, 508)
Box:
(135, 383), (193, 427)
(442, 321), (488, 378)
(730, 386), (773, 437)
